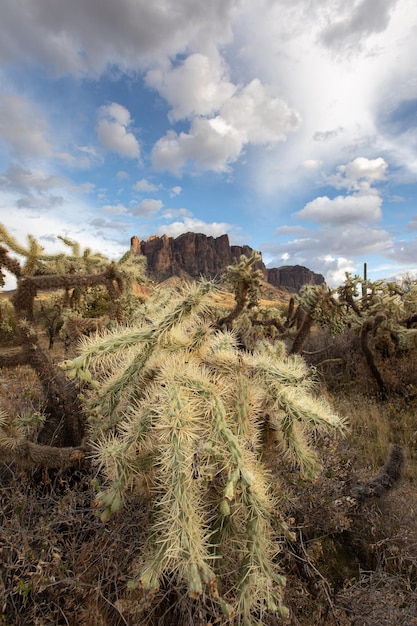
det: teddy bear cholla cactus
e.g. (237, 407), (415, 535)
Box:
(61, 280), (344, 624)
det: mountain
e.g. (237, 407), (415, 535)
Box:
(131, 232), (324, 292)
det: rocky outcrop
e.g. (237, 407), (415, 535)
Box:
(132, 233), (266, 280)
(267, 265), (324, 292)
(131, 233), (324, 292)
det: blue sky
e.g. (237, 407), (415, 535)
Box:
(1, 0), (417, 289)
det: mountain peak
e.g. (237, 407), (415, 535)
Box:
(132, 232), (324, 292)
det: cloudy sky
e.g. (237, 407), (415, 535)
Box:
(1, 0), (417, 287)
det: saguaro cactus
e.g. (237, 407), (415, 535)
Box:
(62, 280), (345, 625)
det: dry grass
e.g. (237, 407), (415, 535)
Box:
(332, 389), (417, 479)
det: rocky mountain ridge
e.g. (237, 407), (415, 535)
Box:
(131, 232), (324, 292)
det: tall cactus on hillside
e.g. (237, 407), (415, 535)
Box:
(61, 280), (345, 625)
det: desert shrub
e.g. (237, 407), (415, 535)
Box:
(301, 328), (363, 391)
(0, 463), (151, 626)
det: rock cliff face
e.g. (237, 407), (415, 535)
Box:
(131, 233), (324, 292)
(267, 265), (324, 292)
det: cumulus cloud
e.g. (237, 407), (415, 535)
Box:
(0, 165), (66, 194)
(329, 156), (388, 190)
(302, 160), (323, 171)
(265, 222), (392, 285)
(0, 164), (95, 213)
(295, 157), (387, 225)
(320, 0), (399, 53)
(385, 237), (417, 266)
(162, 207), (191, 219)
(101, 203), (129, 215)
(15, 194), (65, 209)
(0, 93), (52, 158)
(297, 193), (383, 224)
(155, 217), (235, 239)
(152, 78), (300, 173)
(317, 255), (357, 287)
(221, 79), (300, 144)
(146, 53), (236, 121)
(152, 119), (243, 173)
(130, 199), (163, 217)
(133, 178), (159, 193)
(265, 153), (394, 284)
(406, 215), (417, 232)
(275, 225), (309, 235)
(97, 103), (140, 158)
(0, 0), (238, 76)
(0, 201), (129, 276)
(313, 127), (344, 142)
(55, 148), (99, 169)
(0, 163), (95, 210)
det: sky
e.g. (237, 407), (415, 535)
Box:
(1, 0), (417, 289)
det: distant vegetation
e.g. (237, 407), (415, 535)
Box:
(1, 224), (417, 625)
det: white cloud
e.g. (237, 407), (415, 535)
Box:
(130, 198), (163, 217)
(406, 215), (417, 232)
(152, 78), (300, 173)
(55, 145), (101, 170)
(302, 159), (323, 170)
(155, 216), (235, 239)
(0, 164), (66, 194)
(313, 128), (344, 142)
(386, 237), (417, 265)
(146, 53), (236, 121)
(0, 164), (96, 214)
(275, 225), (309, 235)
(294, 156), (387, 227)
(15, 194), (65, 209)
(328, 156), (388, 190)
(264, 222), (392, 285)
(343, 156), (388, 182)
(97, 103), (140, 158)
(171, 186), (182, 196)
(162, 207), (191, 219)
(318, 255), (357, 287)
(0, 93), (52, 158)
(226, 0), (417, 198)
(0, 202), (129, 290)
(152, 119), (243, 173)
(0, 163), (97, 209)
(297, 193), (383, 224)
(103, 102), (131, 126)
(0, 0), (238, 76)
(133, 178), (159, 193)
(220, 79), (300, 144)
(320, 0), (400, 54)
(101, 203), (129, 215)
(55, 149), (97, 169)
